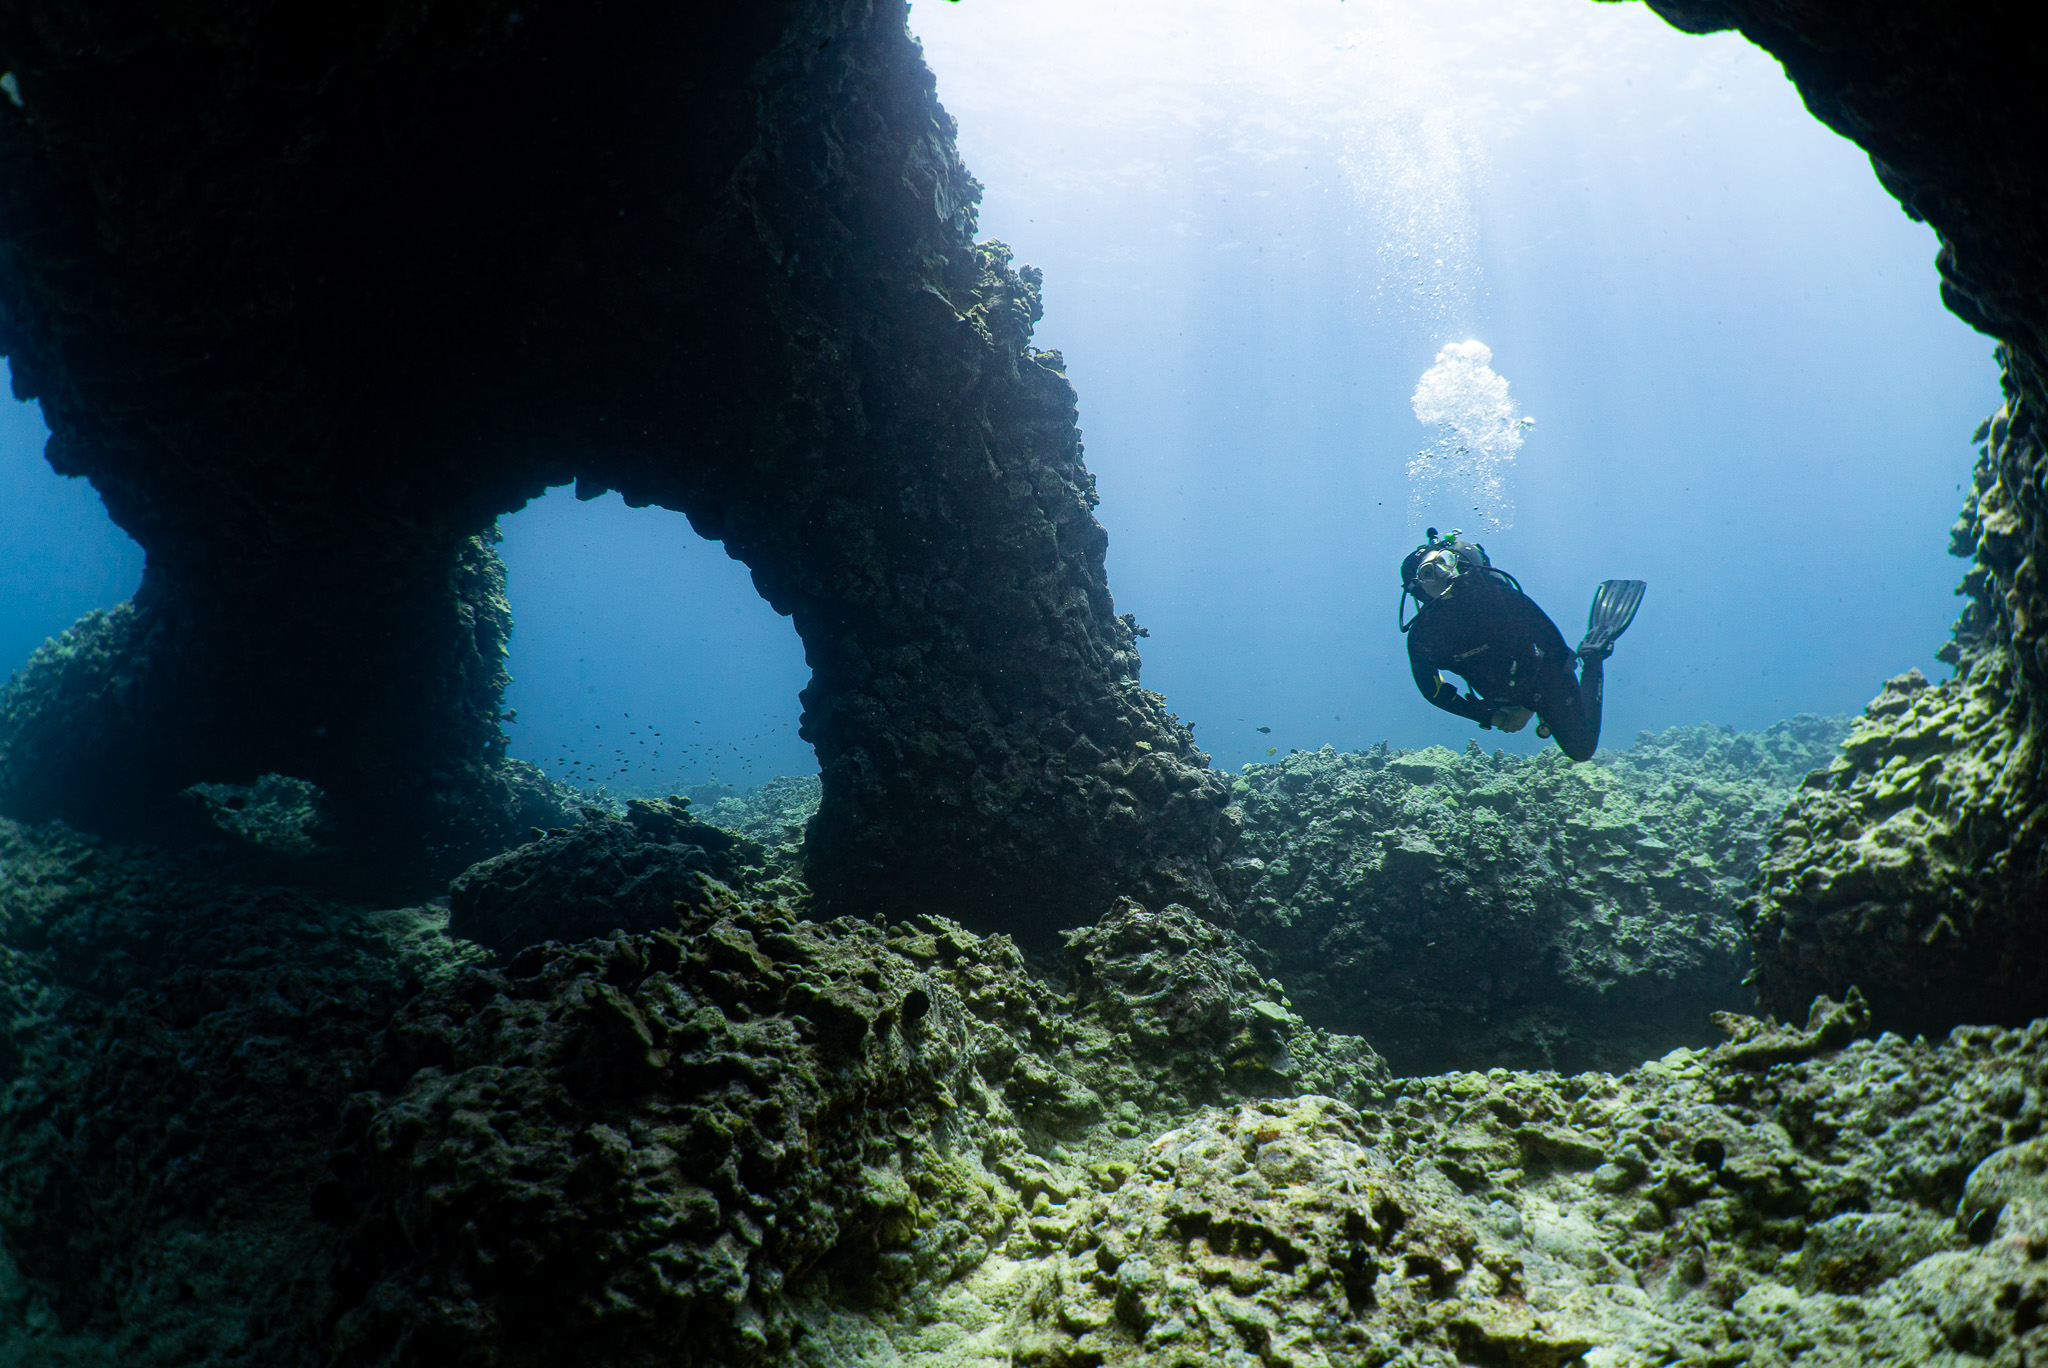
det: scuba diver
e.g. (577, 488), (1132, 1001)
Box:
(1398, 528), (1644, 762)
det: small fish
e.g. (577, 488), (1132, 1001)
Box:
(1256, 726), (1271, 734)
(1266, 746), (1278, 756)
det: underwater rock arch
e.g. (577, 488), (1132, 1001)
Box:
(1646, 0), (2048, 1033)
(0, 0), (2041, 990)
(0, 0), (1233, 926)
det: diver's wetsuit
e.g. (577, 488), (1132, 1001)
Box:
(1405, 569), (1603, 761)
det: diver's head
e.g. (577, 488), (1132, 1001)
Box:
(1412, 548), (1461, 600)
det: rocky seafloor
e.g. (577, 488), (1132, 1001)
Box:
(638, 719), (1856, 1076)
(2, 718), (2045, 1367)
(1226, 718), (1855, 1077)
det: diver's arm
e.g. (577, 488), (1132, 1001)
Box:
(1409, 649), (1495, 725)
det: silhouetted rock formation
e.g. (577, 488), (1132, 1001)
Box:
(1642, 0), (2048, 1033)
(0, 0), (1232, 922)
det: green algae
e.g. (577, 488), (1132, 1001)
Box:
(6, 738), (2047, 1368)
(1225, 717), (1852, 1074)
(0, 819), (478, 1368)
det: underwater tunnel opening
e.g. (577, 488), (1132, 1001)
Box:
(913, 0), (2000, 769)
(496, 485), (816, 805)
(0, 368), (145, 676)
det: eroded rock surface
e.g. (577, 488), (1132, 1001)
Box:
(0, 0), (1232, 924)
(445, 797), (790, 955)
(0, 818), (485, 1365)
(1749, 396), (2048, 1033)
(318, 896), (1394, 1365)
(0, 820), (1373, 1366)
(1227, 719), (1849, 1074)
(694, 775), (824, 851)
(1063, 900), (1390, 1108)
(818, 1013), (2048, 1368)
(7, 812), (2046, 1368)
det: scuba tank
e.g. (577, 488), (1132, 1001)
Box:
(1397, 527), (1522, 631)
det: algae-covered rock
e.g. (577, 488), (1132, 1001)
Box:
(0, 818), (484, 1366)
(1643, 0), (2048, 1054)
(325, 909), (977, 1364)
(1748, 390), (2048, 1037)
(445, 799), (779, 955)
(1959, 1134), (2048, 1249)
(695, 774), (823, 850)
(1064, 898), (1389, 1108)
(1229, 718), (1851, 1074)
(816, 1013), (2048, 1368)
(180, 772), (332, 857)
(1011, 1097), (1597, 1368)
(7, 808), (2048, 1368)
(1003, 1095), (1587, 1368)
(323, 893), (1387, 1364)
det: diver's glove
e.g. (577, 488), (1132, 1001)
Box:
(1490, 707), (1534, 734)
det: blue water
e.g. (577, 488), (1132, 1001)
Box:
(0, 388), (144, 672)
(496, 490), (814, 791)
(912, 0), (1997, 771)
(0, 0), (1999, 792)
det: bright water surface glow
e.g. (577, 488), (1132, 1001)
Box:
(0, 0), (2003, 792)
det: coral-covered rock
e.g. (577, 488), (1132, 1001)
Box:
(6, 814), (2048, 1367)
(1228, 719), (1849, 1073)
(1749, 396), (2048, 1033)
(444, 801), (772, 955)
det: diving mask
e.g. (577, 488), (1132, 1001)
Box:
(1413, 549), (1461, 600)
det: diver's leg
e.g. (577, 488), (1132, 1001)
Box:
(1543, 656), (1604, 761)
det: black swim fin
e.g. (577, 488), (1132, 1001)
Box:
(1579, 579), (1645, 660)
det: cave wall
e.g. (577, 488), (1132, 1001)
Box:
(1645, 0), (2048, 1030)
(0, 0), (1233, 924)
